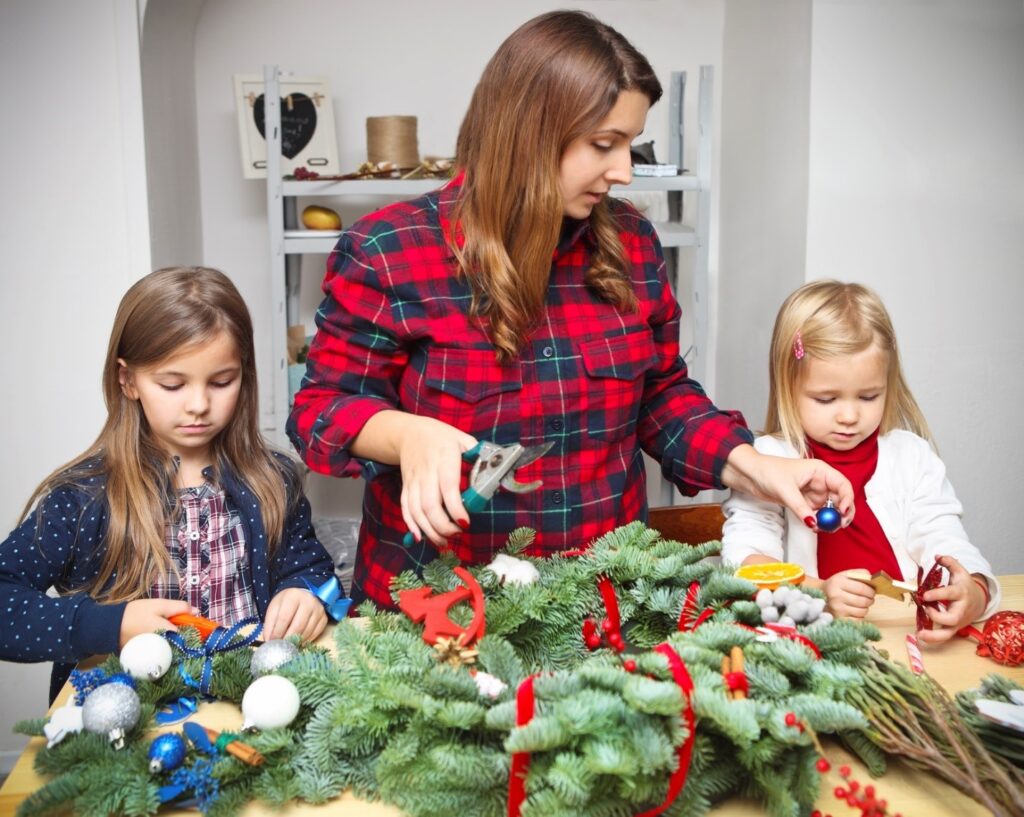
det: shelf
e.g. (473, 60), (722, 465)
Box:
(283, 224), (694, 255)
(653, 222), (697, 248)
(281, 175), (700, 199)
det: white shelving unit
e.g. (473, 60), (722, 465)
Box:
(263, 65), (714, 500)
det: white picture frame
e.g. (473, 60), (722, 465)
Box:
(234, 74), (340, 179)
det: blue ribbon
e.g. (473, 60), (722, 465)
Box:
(154, 695), (200, 726)
(163, 616), (262, 695)
(302, 576), (353, 621)
(159, 758), (220, 813)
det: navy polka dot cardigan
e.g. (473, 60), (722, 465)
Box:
(0, 456), (336, 700)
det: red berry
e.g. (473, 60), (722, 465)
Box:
(811, 812), (822, 817)
(839, 765), (851, 778)
(623, 659), (637, 672)
(834, 787), (847, 798)
(601, 618), (613, 633)
(815, 758), (831, 773)
(785, 712), (798, 726)
(864, 786), (875, 798)
(586, 634), (601, 649)
(848, 780), (859, 792)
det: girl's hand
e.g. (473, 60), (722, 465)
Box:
(815, 571), (877, 619)
(721, 445), (855, 530)
(264, 587), (328, 642)
(395, 416), (478, 547)
(120, 598), (191, 650)
(916, 555), (988, 644)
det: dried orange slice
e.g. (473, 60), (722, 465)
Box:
(734, 562), (805, 590)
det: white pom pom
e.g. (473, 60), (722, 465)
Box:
(818, 612), (834, 626)
(755, 588), (774, 608)
(778, 615), (796, 628)
(472, 671), (508, 699)
(787, 600), (809, 624)
(761, 605), (780, 623)
(772, 587), (791, 607)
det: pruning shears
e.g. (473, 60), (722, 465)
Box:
(401, 439), (554, 547)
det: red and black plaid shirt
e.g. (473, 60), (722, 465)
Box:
(288, 175), (752, 607)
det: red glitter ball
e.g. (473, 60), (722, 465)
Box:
(975, 611), (1024, 666)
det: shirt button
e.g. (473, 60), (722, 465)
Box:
(552, 491), (564, 505)
(542, 346), (554, 358)
(188, 575), (200, 586)
(550, 418), (564, 431)
(189, 531), (199, 541)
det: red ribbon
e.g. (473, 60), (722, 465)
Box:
(508, 674), (537, 817)
(635, 643), (696, 817)
(677, 582), (700, 631)
(723, 671), (749, 697)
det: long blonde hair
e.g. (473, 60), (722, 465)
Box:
(766, 280), (932, 457)
(21, 267), (296, 602)
(452, 10), (662, 361)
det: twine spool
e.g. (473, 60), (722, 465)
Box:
(366, 115), (420, 169)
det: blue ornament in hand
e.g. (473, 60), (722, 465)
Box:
(816, 499), (842, 533)
(149, 732), (188, 773)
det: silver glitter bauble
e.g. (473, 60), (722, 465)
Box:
(81, 683), (141, 747)
(250, 639), (300, 678)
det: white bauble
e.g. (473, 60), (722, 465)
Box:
(241, 674), (301, 730)
(119, 633), (174, 681)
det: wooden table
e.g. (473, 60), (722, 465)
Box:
(3, 577), (1022, 817)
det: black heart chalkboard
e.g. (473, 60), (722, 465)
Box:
(253, 93), (318, 159)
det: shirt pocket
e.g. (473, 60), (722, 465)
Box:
(579, 331), (658, 442)
(406, 346), (522, 431)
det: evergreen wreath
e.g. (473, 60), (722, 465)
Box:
(13, 522), (1023, 817)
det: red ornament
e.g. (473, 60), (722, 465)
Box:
(913, 562), (947, 631)
(397, 566), (486, 647)
(959, 610), (1024, 666)
(623, 659), (637, 672)
(815, 757), (830, 773)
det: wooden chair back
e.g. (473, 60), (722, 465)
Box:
(647, 503), (725, 545)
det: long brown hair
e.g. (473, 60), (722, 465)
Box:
(766, 280), (932, 457)
(453, 10), (663, 360)
(21, 267), (296, 602)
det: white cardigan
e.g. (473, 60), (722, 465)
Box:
(721, 430), (1000, 618)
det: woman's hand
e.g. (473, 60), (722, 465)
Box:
(264, 588), (328, 642)
(721, 444), (855, 530)
(119, 598), (191, 650)
(352, 411), (478, 547)
(916, 555), (988, 644)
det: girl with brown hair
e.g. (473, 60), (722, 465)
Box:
(290, 10), (853, 608)
(0, 267), (336, 700)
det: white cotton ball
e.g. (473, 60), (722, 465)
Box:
(817, 612), (834, 626)
(119, 632), (174, 681)
(485, 554), (540, 586)
(787, 600), (809, 624)
(755, 588), (774, 609)
(761, 605), (780, 623)
(472, 671), (508, 699)
(778, 615), (796, 628)
(772, 587), (792, 607)
(241, 675), (301, 730)
(809, 598), (827, 619)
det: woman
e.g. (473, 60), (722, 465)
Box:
(288, 10), (852, 607)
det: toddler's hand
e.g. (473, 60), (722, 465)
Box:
(120, 598), (191, 649)
(916, 555), (988, 644)
(821, 570), (876, 620)
(264, 587), (327, 643)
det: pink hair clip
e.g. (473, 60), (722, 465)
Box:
(792, 331), (805, 360)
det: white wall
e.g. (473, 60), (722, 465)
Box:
(0, 0), (150, 774)
(805, 0), (1024, 573)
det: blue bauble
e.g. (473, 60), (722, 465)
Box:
(816, 501), (842, 533)
(148, 732), (187, 773)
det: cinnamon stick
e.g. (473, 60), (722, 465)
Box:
(202, 726), (265, 766)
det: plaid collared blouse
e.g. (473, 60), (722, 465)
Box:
(288, 175), (752, 608)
